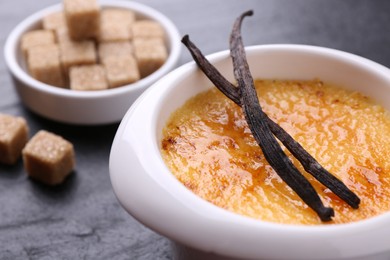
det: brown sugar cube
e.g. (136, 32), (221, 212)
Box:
(101, 8), (135, 26)
(99, 9), (135, 42)
(55, 26), (72, 44)
(42, 12), (66, 31)
(22, 130), (75, 186)
(0, 114), (29, 165)
(69, 64), (108, 91)
(27, 44), (65, 87)
(98, 41), (133, 63)
(59, 40), (97, 72)
(103, 56), (140, 88)
(132, 20), (165, 39)
(21, 30), (55, 58)
(133, 38), (168, 77)
(63, 0), (100, 40)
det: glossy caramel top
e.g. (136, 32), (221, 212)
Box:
(161, 79), (390, 225)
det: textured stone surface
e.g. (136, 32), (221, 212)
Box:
(1, 0), (390, 259)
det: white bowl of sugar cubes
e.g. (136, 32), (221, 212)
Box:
(4, 0), (181, 125)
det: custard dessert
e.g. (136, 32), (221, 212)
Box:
(161, 79), (390, 225)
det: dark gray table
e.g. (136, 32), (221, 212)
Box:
(1, 1), (390, 259)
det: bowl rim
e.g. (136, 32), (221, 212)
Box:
(3, 0), (182, 100)
(110, 44), (390, 259)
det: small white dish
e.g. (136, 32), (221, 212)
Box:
(4, 0), (181, 125)
(110, 44), (390, 259)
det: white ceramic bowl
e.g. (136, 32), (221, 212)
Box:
(109, 44), (390, 260)
(4, 0), (181, 125)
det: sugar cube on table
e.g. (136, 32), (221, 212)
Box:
(22, 130), (75, 186)
(20, 30), (55, 58)
(69, 64), (108, 91)
(63, 0), (100, 40)
(99, 8), (135, 42)
(132, 20), (165, 39)
(102, 56), (140, 88)
(0, 114), (29, 165)
(98, 41), (133, 63)
(27, 44), (65, 87)
(59, 40), (97, 73)
(133, 38), (168, 78)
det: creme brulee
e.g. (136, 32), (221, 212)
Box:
(160, 79), (390, 225)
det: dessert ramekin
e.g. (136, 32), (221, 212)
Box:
(110, 44), (390, 259)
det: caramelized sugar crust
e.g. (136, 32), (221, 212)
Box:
(161, 79), (390, 225)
